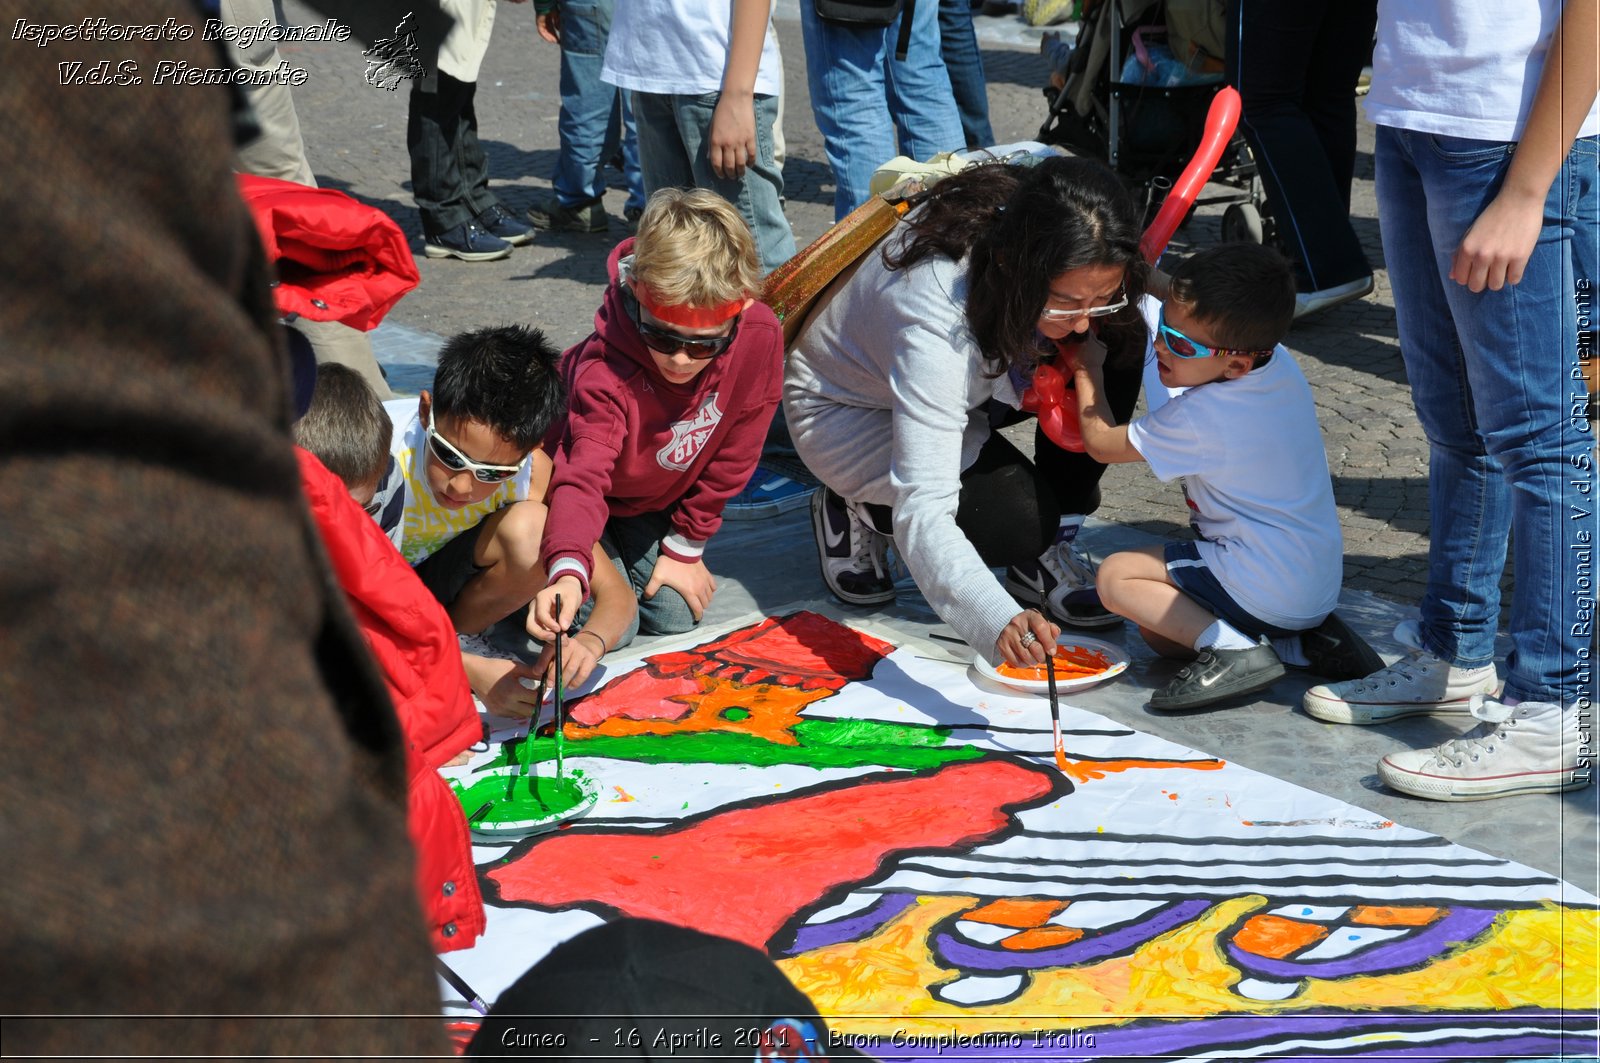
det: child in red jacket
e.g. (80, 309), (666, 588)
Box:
(531, 189), (783, 639)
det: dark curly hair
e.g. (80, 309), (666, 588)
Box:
(883, 154), (1148, 373)
(432, 324), (565, 451)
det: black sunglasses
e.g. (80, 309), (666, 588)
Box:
(621, 283), (739, 359)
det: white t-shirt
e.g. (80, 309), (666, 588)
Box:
(602, 0), (782, 97)
(1126, 346), (1342, 631)
(384, 399), (533, 566)
(1366, 0), (1600, 141)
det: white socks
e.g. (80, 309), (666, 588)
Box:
(1195, 619), (1256, 652)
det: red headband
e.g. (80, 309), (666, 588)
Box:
(632, 282), (744, 328)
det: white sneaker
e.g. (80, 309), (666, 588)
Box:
(1378, 699), (1592, 801)
(1302, 649), (1498, 724)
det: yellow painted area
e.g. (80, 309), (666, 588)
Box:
(777, 894), (1600, 1041)
(575, 675), (831, 745)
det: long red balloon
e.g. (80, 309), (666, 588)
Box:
(1138, 85), (1241, 264)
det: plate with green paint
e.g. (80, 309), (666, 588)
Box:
(454, 767), (599, 837)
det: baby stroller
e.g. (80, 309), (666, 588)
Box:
(1038, 0), (1271, 246)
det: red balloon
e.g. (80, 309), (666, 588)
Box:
(1021, 362), (1085, 451)
(1139, 86), (1242, 265)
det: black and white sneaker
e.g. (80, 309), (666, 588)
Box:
(1005, 541), (1120, 629)
(811, 487), (895, 606)
(1299, 610), (1384, 681)
(1149, 641), (1285, 712)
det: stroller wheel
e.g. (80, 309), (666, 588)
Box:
(1221, 202), (1265, 245)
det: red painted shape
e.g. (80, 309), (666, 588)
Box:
(487, 759), (1056, 949)
(570, 611), (894, 726)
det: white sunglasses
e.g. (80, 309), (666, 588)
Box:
(1038, 287), (1129, 321)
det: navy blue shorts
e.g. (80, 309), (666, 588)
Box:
(1164, 541), (1301, 641)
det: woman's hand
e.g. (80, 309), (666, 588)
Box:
(461, 653), (546, 719)
(996, 609), (1061, 667)
(644, 555), (716, 621)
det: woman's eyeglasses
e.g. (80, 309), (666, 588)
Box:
(425, 410), (523, 484)
(622, 283), (739, 359)
(1038, 286), (1129, 322)
(1155, 308), (1274, 360)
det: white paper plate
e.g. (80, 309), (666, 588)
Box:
(972, 635), (1130, 694)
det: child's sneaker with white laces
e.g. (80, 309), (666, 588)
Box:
(811, 487), (895, 605)
(1005, 540), (1120, 629)
(1377, 698), (1591, 801)
(1302, 648), (1498, 724)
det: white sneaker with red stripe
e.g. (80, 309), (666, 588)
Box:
(1378, 698), (1590, 801)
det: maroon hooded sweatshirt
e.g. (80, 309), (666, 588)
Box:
(540, 239), (782, 595)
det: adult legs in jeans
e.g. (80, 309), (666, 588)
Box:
(1375, 125), (1591, 706)
(408, 71), (496, 235)
(551, 0), (644, 214)
(602, 510), (698, 636)
(631, 91), (796, 273)
(1226, 0), (1375, 293)
(799, 1), (965, 220)
(938, 0), (995, 149)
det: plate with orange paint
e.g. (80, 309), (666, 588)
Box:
(973, 636), (1129, 694)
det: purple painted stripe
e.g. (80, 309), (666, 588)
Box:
(1225, 906), (1499, 980)
(857, 1011), (1588, 1061)
(786, 893), (918, 955)
(932, 898), (1212, 971)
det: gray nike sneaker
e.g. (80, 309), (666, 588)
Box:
(1149, 641), (1285, 712)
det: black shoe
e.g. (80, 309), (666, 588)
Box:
(1149, 642), (1285, 712)
(524, 191), (610, 233)
(1300, 610), (1384, 681)
(423, 219), (513, 262)
(476, 203), (535, 247)
(811, 487), (895, 605)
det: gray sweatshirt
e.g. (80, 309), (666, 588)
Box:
(784, 236), (1024, 662)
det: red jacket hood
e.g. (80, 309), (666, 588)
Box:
(238, 174), (420, 331)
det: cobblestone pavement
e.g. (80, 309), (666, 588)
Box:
(281, 1), (1445, 611)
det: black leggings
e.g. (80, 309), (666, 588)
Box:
(861, 356), (1144, 569)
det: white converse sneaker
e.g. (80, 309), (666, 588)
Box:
(1302, 649), (1498, 724)
(1378, 699), (1591, 801)
(1005, 540), (1120, 629)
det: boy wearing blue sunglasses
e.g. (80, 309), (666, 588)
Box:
(1072, 243), (1381, 711)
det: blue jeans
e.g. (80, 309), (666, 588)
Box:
(630, 90), (795, 273)
(1375, 126), (1596, 705)
(938, 0), (993, 149)
(799, 0), (966, 220)
(551, 0), (644, 212)
(602, 510), (698, 636)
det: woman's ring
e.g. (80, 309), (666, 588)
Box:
(1019, 631), (1038, 647)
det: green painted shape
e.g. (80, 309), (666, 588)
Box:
(720, 707), (751, 721)
(452, 772), (589, 825)
(477, 717), (977, 770)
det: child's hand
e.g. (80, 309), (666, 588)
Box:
(996, 609), (1061, 668)
(535, 633), (602, 694)
(709, 95), (756, 180)
(1450, 188), (1543, 291)
(530, 575), (584, 640)
(461, 653), (546, 719)
(1061, 332), (1107, 374)
(644, 556), (716, 621)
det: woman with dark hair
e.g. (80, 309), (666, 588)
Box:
(785, 155), (1148, 666)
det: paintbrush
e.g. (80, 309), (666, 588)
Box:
(434, 957), (489, 1016)
(1044, 650), (1070, 772)
(552, 594), (566, 780)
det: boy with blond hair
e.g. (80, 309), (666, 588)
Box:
(532, 188), (783, 639)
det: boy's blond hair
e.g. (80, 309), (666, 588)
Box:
(630, 188), (761, 309)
